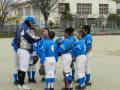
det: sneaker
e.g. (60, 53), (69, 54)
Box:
(75, 85), (86, 89)
(85, 81), (92, 86)
(44, 88), (50, 90)
(31, 78), (37, 83)
(28, 79), (32, 83)
(41, 77), (45, 82)
(61, 87), (72, 90)
(14, 80), (18, 85)
(17, 84), (31, 90)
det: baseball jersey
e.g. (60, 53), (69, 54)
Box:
(84, 34), (93, 54)
(72, 38), (86, 57)
(38, 39), (58, 64)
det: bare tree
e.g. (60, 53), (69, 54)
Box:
(0, 0), (10, 26)
(29, 0), (60, 28)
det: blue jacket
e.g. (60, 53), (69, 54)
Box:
(11, 38), (17, 52)
(15, 23), (40, 52)
(57, 38), (72, 54)
(38, 39), (58, 64)
(72, 38), (86, 57)
(84, 34), (93, 54)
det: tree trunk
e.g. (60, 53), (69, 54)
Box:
(43, 13), (49, 28)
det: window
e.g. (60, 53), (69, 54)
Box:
(25, 6), (31, 16)
(99, 4), (109, 15)
(33, 8), (40, 16)
(58, 3), (69, 14)
(77, 3), (92, 15)
(18, 8), (23, 16)
(117, 9), (120, 15)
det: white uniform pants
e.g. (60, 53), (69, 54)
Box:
(76, 55), (87, 79)
(61, 54), (72, 74)
(85, 52), (93, 74)
(17, 49), (30, 72)
(44, 57), (56, 79)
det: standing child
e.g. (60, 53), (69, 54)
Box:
(27, 28), (39, 83)
(72, 30), (86, 89)
(38, 31), (58, 90)
(83, 25), (93, 86)
(57, 28), (73, 90)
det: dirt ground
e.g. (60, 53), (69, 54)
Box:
(0, 35), (120, 90)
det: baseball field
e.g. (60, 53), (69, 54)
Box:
(0, 35), (120, 90)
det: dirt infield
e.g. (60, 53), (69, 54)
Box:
(0, 35), (120, 90)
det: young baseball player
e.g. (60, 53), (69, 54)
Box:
(39, 28), (49, 82)
(11, 38), (18, 85)
(38, 31), (58, 90)
(27, 28), (39, 83)
(15, 17), (40, 90)
(83, 25), (93, 86)
(57, 28), (73, 90)
(69, 27), (77, 81)
(72, 30), (86, 89)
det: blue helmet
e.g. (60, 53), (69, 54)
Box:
(25, 16), (36, 24)
(55, 37), (63, 46)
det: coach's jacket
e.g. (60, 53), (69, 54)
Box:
(15, 23), (40, 52)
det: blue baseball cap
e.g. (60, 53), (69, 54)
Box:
(25, 16), (36, 24)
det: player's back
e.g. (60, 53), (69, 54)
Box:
(42, 39), (57, 57)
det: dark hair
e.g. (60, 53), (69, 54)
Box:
(48, 31), (55, 39)
(65, 28), (72, 36)
(24, 20), (31, 28)
(69, 27), (74, 32)
(79, 30), (86, 38)
(83, 25), (91, 34)
(31, 27), (36, 31)
(44, 28), (49, 33)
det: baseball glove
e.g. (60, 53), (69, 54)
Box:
(33, 56), (39, 65)
(39, 65), (45, 75)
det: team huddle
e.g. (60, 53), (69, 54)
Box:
(11, 17), (93, 90)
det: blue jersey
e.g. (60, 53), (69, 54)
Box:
(38, 39), (58, 64)
(57, 38), (72, 54)
(11, 38), (17, 51)
(84, 34), (93, 54)
(72, 38), (86, 57)
(65, 36), (76, 45)
(35, 37), (48, 56)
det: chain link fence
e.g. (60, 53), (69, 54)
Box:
(0, 20), (120, 37)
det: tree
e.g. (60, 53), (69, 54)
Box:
(107, 13), (119, 22)
(0, 0), (10, 26)
(60, 3), (73, 28)
(29, 0), (59, 28)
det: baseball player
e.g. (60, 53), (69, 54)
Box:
(37, 28), (49, 82)
(27, 28), (39, 83)
(72, 30), (86, 89)
(38, 31), (58, 90)
(11, 38), (18, 85)
(15, 16), (40, 90)
(57, 28), (73, 90)
(68, 27), (77, 81)
(83, 25), (93, 86)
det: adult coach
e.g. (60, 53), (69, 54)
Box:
(15, 17), (40, 90)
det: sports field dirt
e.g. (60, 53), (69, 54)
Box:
(0, 35), (120, 90)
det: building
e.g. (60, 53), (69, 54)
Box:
(8, 0), (117, 26)
(116, 0), (120, 16)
